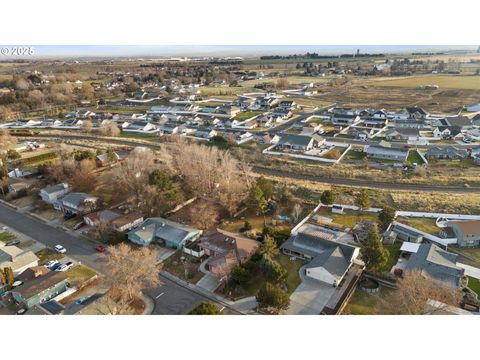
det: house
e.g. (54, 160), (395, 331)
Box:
(11, 271), (69, 309)
(198, 230), (260, 276)
(17, 266), (50, 282)
(280, 228), (360, 287)
(39, 183), (71, 204)
(271, 109), (293, 120)
(331, 113), (360, 126)
(445, 116), (472, 129)
(387, 222), (424, 243)
(363, 117), (388, 128)
(7, 167), (32, 178)
(123, 121), (157, 133)
(404, 243), (464, 288)
(278, 100), (296, 111)
(466, 102), (480, 112)
(347, 127), (373, 140)
(384, 128), (421, 142)
(425, 146), (468, 160)
(57, 192), (99, 215)
(0, 246), (39, 276)
(405, 106), (428, 119)
(394, 119), (425, 129)
(364, 141), (409, 162)
(444, 220), (480, 247)
(84, 210), (143, 232)
(432, 126), (462, 139)
(128, 217), (202, 248)
(276, 134), (324, 151)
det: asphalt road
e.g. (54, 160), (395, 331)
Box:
(0, 202), (105, 271)
(0, 202), (241, 314)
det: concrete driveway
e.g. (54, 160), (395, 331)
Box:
(286, 278), (335, 315)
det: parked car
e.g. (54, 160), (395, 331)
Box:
(75, 295), (92, 305)
(1, 226), (8, 231)
(44, 260), (59, 269)
(5, 239), (21, 246)
(54, 245), (66, 254)
(55, 262), (73, 272)
(95, 245), (107, 253)
(73, 222), (85, 231)
(50, 263), (63, 271)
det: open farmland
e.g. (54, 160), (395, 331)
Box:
(373, 75), (480, 90)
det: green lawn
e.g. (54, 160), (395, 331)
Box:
(66, 265), (98, 288)
(396, 217), (439, 235)
(343, 286), (392, 315)
(406, 150), (426, 165)
(331, 211), (379, 228)
(234, 111), (263, 120)
(344, 149), (367, 161)
(0, 231), (16, 243)
(467, 276), (480, 297)
(378, 242), (402, 273)
(35, 248), (64, 265)
(275, 254), (304, 294)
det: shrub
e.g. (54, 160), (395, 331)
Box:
(189, 302), (222, 315)
(256, 282), (290, 313)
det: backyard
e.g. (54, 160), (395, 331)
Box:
(467, 276), (480, 298)
(343, 285), (392, 315)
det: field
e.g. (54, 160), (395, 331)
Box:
(373, 75), (480, 90)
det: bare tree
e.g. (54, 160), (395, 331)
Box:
(103, 243), (161, 314)
(112, 148), (154, 205)
(0, 129), (17, 150)
(186, 201), (220, 230)
(374, 270), (462, 315)
(81, 119), (93, 134)
(100, 121), (120, 137)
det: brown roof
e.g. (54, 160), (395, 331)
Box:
(17, 266), (50, 282)
(452, 220), (480, 236)
(13, 271), (68, 300)
(111, 212), (143, 227)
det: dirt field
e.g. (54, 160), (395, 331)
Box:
(373, 75), (480, 90)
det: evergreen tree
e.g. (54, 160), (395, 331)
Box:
(320, 190), (335, 205)
(361, 225), (389, 271)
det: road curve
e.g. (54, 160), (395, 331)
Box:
(27, 133), (480, 193)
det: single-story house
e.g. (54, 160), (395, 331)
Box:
(84, 210), (143, 232)
(39, 183), (71, 204)
(394, 119), (425, 129)
(11, 271), (69, 309)
(364, 141), (409, 162)
(280, 228), (360, 287)
(128, 217), (202, 248)
(198, 229), (261, 276)
(331, 113), (360, 126)
(432, 126), (462, 139)
(57, 192), (99, 215)
(276, 134), (324, 151)
(404, 243), (464, 288)
(444, 220), (480, 248)
(0, 246), (39, 276)
(425, 146), (468, 160)
(466, 102), (480, 112)
(384, 128), (421, 141)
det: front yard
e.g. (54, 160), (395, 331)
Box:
(276, 254), (304, 294)
(0, 231), (16, 243)
(162, 250), (204, 284)
(35, 248), (64, 265)
(66, 265), (98, 288)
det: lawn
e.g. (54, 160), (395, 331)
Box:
(378, 241), (402, 273)
(343, 285), (392, 315)
(35, 248), (64, 265)
(396, 217), (439, 235)
(66, 265), (98, 288)
(467, 276), (480, 297)
(234, 111), (263, 120)
(406, 150), (426, 165)
(344, 149), (367, 161)
(373, 75), (480, 90)
(331, 211), (379, 228)
(275, 254), (304, 294)
(0, 231), (16, 243)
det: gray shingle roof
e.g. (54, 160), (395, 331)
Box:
(405, 243), (464, 287)
(133, 217), (200, 246)
(304, 246), (350, 280)
(277, 134), (313, 147)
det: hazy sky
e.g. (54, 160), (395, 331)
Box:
(1, 45), (476, 59)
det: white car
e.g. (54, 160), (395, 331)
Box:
(44, 260), (59, 269)
(55, 262), (73, 272)
(1, 226), (7, 231)
(54, 245), (66, 254)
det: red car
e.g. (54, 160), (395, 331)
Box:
(95, 245), (107, 253)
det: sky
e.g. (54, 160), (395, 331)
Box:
(0, 45), (477, 59)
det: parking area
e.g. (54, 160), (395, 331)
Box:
(286, 278), (336, 315)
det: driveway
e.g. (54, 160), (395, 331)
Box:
(286, 278), (336, 315)
(196, 273), (221, 292)
(458, 262), (480, 279)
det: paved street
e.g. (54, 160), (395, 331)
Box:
(0, 202), (241, 315)
(0, 202), (105, 272)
